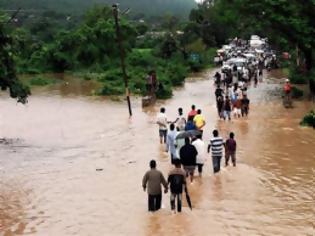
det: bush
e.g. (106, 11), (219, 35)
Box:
(291, 86), (304, 99)
(98, 82), (124, 96)
(187, 47), (217, 72)
(300, 110), (315, 128)
(128, 69), (146, 95)
(97, 69), (123, 83)
(30, 76), (55, 86)
(156, 82), (172, 99)
(289, 67), (307, 84)
(127, 49), (155, 68)
(189, 60), (203, 72)
(166, 63), (188, 86)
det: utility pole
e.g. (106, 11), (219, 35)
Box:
(112, 4), (132, 117)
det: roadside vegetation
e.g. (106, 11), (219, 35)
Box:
(0, 0), (314, 104)
(300, 110), (315, 129)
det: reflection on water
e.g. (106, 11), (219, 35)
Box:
(0, 70), (314, 235)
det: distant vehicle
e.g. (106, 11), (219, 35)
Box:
(250, 39), (264, 49)
(250, 35), (260, 40)
(255, 49), (265, 56)
(225, 57), (247, 72)
(221, 63), (231, 73)
(226, 58), (247, 67)
(243, 53), (256, 63)
(223, 45), (232, 51)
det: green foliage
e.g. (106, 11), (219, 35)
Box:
(30, 76), (55, 86)
(127, 49), (155, 68)
(159, 34), (178, 58)
(135, 22), (149, 36)
(289, 67), (308, 84)
(98, 83), (124, 96)
(300, 110), (315, 128)
(0, 0), (196, 18)
(186, 38), (206, 53)
(189, 0), (314, 73)
(166, 63), (188, 86)
(156, 82), (173, 99)
(0, 15), (31, 103)
(291, 86), (304, 99)
(2, 3), (222, 100)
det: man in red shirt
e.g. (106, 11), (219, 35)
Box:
(283, 78), (292, 105)
(187, 105), (197, 120)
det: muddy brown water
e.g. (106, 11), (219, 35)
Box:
(0, 70), (314, 236)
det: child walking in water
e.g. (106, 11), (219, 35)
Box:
(168, 159), (186, 213)
(225, 132), (237, 166)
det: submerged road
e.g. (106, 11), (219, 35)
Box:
(0, 70), (314, 235)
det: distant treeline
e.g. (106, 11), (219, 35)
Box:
(0, 0), (197, 18)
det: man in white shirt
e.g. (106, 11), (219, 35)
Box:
(192, 135), (206, 177)
(174, 107), (186, 131)
(166, 123), (178, 164)
(156, 107), (168, 144)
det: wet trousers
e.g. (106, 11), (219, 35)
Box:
(225, 152), (236, 166)
(148, 194), (162, 212)
(170, 193), (182, 212)
(212, 156), (222, 173)
(197, 164), (204, 174)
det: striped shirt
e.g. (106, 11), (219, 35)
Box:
(210, 137), (224, 157)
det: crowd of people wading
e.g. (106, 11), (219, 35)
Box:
(142, 36), (291, 213)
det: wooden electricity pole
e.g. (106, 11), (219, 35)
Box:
(112, 4), (132, 117)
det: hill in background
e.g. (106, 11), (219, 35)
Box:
(0, 0), (197, 17)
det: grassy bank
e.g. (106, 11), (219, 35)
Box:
(21, 47), (216, 99)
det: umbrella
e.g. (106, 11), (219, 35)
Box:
(185, 186), (192, 210)
(176, 130), (201, 140)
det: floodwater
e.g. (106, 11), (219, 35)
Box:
(0, 70), (314, 236)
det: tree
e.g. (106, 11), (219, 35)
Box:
(0, 15), (30, 104)
(219, 0), (314, 71)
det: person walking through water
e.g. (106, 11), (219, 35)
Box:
(168, 159), (186, 213)
(214, 72), (222, 87)
(241, 94), (250, 117)
(283, 78), (292, 106)
(225, 132), (237, 166)
(146, 70), (157, 96)
(180, 137), (198, 183)
(223, 96), (232, 121)
(142, 160), (168, 212)
(187, 105), (197, 120)
(192, 135), (206, 177)
(254, 67), (259, 87)
(233, 97), (242, 118)
(156, 107), (168, 144)
(216, 95), (224, 119)
(193, 109), (206, 138)
(215, 85), (224, 99)
(208, 130), (224, 173)
(185, 116), (196, 131)
(166, 123), (178, 164)
(174, 108), (186, 131)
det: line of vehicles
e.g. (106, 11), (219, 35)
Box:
(214, 35), (278, 83)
